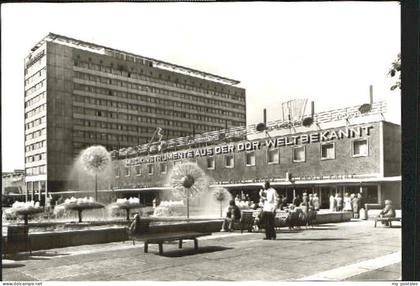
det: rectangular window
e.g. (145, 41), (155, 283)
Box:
(160, 163), (167, 174)
(148, 164), (154, 175)
(225, 154), (234, 168)
(125, 167), (131, 176)
(321, 143), (335, 160)
(207, 157), (215, 170)
(135, 166), (141, 176)
(267, 149), (280, 164)
(114, 168), (120, 178)
(353, 139), (368, 157)
(293, 146), (305, 162)
(245, 152), (256, 166)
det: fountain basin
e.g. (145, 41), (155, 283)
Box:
(2, 219), (223, 253)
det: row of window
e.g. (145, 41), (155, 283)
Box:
(24, 67), (46, 87)
(117, 140), (369, 177)
(73, 130), (147, 144)
(73, 105), (236, 132)
(25, 165), (46, 176)
(25, 152), (47, 163)
(25, 103), (46, 119)
(25, 140), (46, 152)
(73, 82), (245, 120)
(25, 79), (45, 96)
(25, 91), (46, 108)
(74, 71), (245, 106)
(25, 128), (46, 141)
(25, 116), (46, 130)
(75, 60), (245, 101)
(73, 91), (243, 120)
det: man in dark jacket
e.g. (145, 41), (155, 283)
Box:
(293, 194), (302, 207)
(220, 200), (241, 232)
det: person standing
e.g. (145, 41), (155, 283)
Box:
(312, 193), (320, 211)
(329, 193), (336, 212)
(352, 194), (360, 219)
(293, 194), (302, 207)
(261, 181), (279, 240)
(335, 193), (343, 211)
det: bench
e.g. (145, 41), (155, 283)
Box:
(374, 217), (401, 228)
(130, 231), (211, 255)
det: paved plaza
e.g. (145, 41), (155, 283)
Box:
(2, 219), (401, 281)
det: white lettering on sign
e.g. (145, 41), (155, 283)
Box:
(125, 125), (373, 166)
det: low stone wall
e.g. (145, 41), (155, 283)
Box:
(3, 220), (223, 253)
(314, 211), (353, 224)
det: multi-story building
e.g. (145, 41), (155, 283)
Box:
(23, 33), (246, 198)
(112, 101), (401, 208)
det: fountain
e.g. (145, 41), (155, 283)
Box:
(110, 197), (142, 220)
(55, 197), (105, 223)
(80, 145), (111, 201)
(211, 187), (231, 218)
(6, 201), (43, 225)
(167, 162), (209, 219)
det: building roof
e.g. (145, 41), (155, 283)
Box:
(30, 33), (241, 86)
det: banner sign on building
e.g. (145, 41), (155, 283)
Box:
(125, 125), (373, 166)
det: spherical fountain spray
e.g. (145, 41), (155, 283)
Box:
(168, 162), (209, 219)
(55, 146), (111, 223)
(80, 145), (111, 201)
(212, 187), (231, 218)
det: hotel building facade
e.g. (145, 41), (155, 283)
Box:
(113, 102), (401, 208)
(23, 33), (246, 198)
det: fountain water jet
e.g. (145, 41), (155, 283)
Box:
(80, 146), (111, 201)
(167, 162), (209, 219)
(212, 187), (232, 218)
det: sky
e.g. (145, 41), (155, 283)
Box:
(1, 2), (401, 172)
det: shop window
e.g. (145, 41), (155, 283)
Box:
(225, 155), (234, 168)
(321, 143), (335, 160)
(160, 163), (167, 174)
(148, 164), (154, 175)
(293, 146), (305, 162)
(207, 157), (215, 170)
(245, 152), (256, 166)
(352, 139), (368, 157)
(267, 149), (279, 164)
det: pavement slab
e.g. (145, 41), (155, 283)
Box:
(2, 219), (401, 281)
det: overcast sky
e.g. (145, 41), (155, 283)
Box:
(1, 2), (400, 172)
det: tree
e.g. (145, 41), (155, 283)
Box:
(388, 53), (401, 91)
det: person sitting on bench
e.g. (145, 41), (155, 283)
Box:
(220, 200), (241, 232)
(378, 200), (396, 226)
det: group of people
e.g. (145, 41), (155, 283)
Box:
(291, 193), (320, 212)
(221, 181), (281, 240)
(329, 192), (363, 218)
